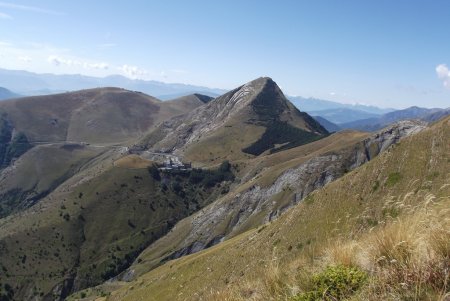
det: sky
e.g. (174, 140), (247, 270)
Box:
(0, 0), (449, 108)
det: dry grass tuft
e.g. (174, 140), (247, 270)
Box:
(368, 219), (416, 267)
(325, 240), (360, 268)
(357, 203), (450, 300)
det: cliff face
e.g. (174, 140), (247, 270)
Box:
(122, 120), (426, 279)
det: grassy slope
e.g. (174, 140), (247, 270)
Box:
(93, 117), (449, 301)
(0, 87), (202, 145)
(0, 154), (231, 300)
(183, 115), (266, 165)
(114, 155), (154, 169)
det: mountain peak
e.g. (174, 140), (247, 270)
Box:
(211, 76), (285, 119)
(248, 76), (274, 85)
(139, 77), (328, 160)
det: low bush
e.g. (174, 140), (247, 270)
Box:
(292, 265), (367, 301)
(386, 172), (402, 186)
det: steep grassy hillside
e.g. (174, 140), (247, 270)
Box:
(83, 116), (449, 301)
(0, 144), (106, 217)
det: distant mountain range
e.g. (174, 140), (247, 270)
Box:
(1, 68), (447, 132)
(339, 106), (450, 131)
(306, 108), (380, 124)
(0, 68), (394, 117)
(312, 116), (341, 132)
(289, 96), (394, 115)
(0, 68), (227, 98)
(0, 87), (20, 100)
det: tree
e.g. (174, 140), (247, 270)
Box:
(148, 164), (161, 181)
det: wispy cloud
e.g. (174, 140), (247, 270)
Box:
(436, 64), (450, 89)
(47, 55), (109, 70)
(118, 64), (149, 80)
(0, 2), (63, 15)
(0, 11), (12, 19)
(47, 55), (75, 66)
(87, 62), (109, 70)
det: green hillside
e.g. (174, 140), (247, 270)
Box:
(0, 161), (234, 300)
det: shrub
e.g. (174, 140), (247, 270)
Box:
(219, 160), (231, 172)
(372, 180), (380, 191)
(127, 219), (136, 229)
(386, 172), (402, 187)
(171, 181), (183, 194)
(188, 168), (205, 184)
(292, 265), (367, 301)
(148, 164), (161, 181)
(304, 195), (314, 205)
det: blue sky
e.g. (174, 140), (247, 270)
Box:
(0, 0), (449, 108)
